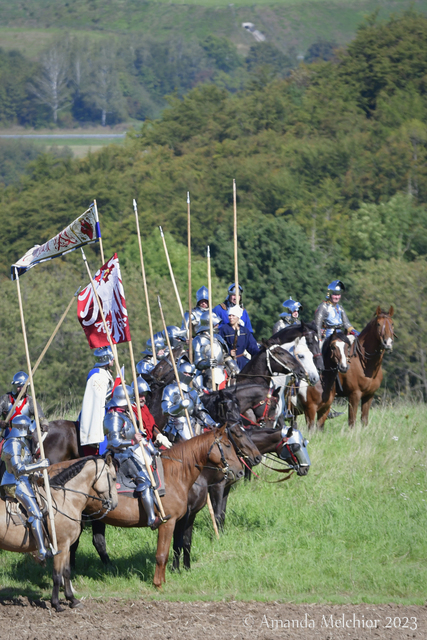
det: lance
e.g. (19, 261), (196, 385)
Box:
(133, 199), (157, 366)
(187, 192), (193, 363)
(233, 179), (240, 307)
(207, 246), (216, 391)
(14, 268), (58, 553)
(81, 250), (167, 521)
(6, 286), (81, 424)
(159, 226), (188, 331)
(158, 295), (219, 539)
(93, 199), (105, 265)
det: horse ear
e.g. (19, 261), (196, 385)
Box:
(105, 452), (113, 466)
(294, 337), (300, 347)
(376, 305), (382, 316)
(218, 423), (226, 434)
(388, 305), (394, 317)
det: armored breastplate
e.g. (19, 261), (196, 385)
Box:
(194, 335), (225, 365)
(2, 438), (32, 477)
(325, 304), (343, 328)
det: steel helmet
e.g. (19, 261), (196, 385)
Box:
(195, 311), (221, 334)
(141, 333), (166, 356)
(11, 371), (29, 396)
(9, 414), (35, 438)
(327, 280), (345, 297)
(93, 346), (114, 366)
(163, 325), (187, 348)
(136, 360), (155, 376)
(227, 283), (243, 297)
(108, 384), (134, 408)
(196, 286), (209, 305)
(131, 377), (151, 397)
(282, 297), (303, 314)
(177, 360), (196, 391)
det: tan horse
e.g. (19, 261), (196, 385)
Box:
(337, 306), (395, 427)
(78, 426), (243, 588)
(0, 455), (118, 612)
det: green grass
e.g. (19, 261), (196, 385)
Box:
(0, 403), (426, 604)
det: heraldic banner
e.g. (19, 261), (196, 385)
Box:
(77, 253), (131, 348)
(11, 203), (100, 279)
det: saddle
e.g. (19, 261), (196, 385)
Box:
(116, 456), (165, 498)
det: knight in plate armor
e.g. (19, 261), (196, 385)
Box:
(1, 415), (52, 562)
(80, 347), (115, 456)
(218, 305), (260, 371)
(131, 377), (172, 450)
(213, 283), (253, 332)
(192, 311), (239, 389)
(181, 285), (210, 336)
(161, 359), (218, 442)
(314, 280), (358, 341)
(272, 298), (302, 335)
(0, 371), (48, 438)
(103, 384), (167, 530)
(136, 334), (170, 379)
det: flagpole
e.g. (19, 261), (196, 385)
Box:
(5, 286), (81, 424)
(233, 179), (239, 307)
(94, 199), (105, 265)
(133, 199), (157, 366)
(14, 269), (58, 553)
(187, 192), (193, 363)
(81, 250), (166, 521)
(159, 226), (188, 330)
(158, 295), (220, 540)
(207, 246), (216, 391)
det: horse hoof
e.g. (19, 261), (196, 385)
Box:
(53, 604), (65, 613)
(70, 600), (83, 609)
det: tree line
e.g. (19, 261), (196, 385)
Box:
(1, 10), (426, 403)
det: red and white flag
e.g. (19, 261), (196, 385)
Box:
(11, 203), (100, 280)
(77, 253), (131, 348)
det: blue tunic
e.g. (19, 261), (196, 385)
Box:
(213, 301), (253, 333)
(218, 323), (260, 371)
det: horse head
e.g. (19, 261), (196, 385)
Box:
(207, 425), (244, 483)
(277, 425), (311, 477)
(266, 344), (306, 380)
(301, 321), (324, 372)
(226, 423), (262, 467)
(288, 337), (320, 386)
(375, 306), (394, 352)
(326, 330), (350, 373)
(93, 453), (119, 513)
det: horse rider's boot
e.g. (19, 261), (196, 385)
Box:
(138, 485), (171, 530)
(28, 515), (52, 563)
(283, 407), (294, 421)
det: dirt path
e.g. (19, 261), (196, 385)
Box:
(0, 599), (425, 640)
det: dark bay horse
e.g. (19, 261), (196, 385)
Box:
(293, 331), (350, 430)
(268, 321), (325, 373)
(1, 455), (118, 612)
(337, 306), (395, 427)
(75, 426), (243, 588)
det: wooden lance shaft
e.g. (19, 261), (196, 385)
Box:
(207, 246), (216, 391)
(81, 250), (167, 521)
(233, 179), (240, 307)
(187, 192), (193, 363)
(159, 226), (188, 331)
(6, 287), (81, 424)
(133, 199), (157, 366)
(158, 295), (220, 540)
(14, 269), (58, 552)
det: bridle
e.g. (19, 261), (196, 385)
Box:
(266, 345), (306, 381)
(206, 434), (230, 483)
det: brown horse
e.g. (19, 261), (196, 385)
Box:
(293, 331), (350, 430)
(0, 454), (118, 612)
(79, 426), (243, 588)
(337, 306), (395, 427)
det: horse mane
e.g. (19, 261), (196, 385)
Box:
(49, 456), (96, 488)
(162, 430), (219, 478)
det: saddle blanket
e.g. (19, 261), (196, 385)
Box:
(116, 456), (165, 498)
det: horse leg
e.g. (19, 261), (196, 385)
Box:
(348, 391), (361, 428)
(218, 485), (231, 529)
(92, 521), (112, 566)
(183, 512), (198, 570)
(153, 518), (176, 588)
(62, 556), (81, 609)
(244, 460), (252, 482)
(361, 395), (374, 427)
(208, 481), (225, 530)
(69, 522), (83, 570)
(316, 408), (329, 430)
(172, 510), (189, 572)
(305, 405), (317, 431)
(51, 555), (67, 612)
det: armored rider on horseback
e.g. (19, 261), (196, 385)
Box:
(1, 415), (53, 562)
(193, 311), (239, 389)
(103, 384), (168, 530)
(0, 371), (49, 437)
(161, 359), (218, 441)
(314, 280), (358, 342)
(272, 298), (302, 335)
(181, 285), (210, 335)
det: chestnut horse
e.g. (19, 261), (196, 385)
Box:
(337, 306), (395, 427)
(0, 454), (118, 612)
(76, 426), (243, 588)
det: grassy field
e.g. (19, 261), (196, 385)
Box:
(0, 402), (425, 604)
(0, 1), (425, 59)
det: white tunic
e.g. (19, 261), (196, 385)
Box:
(80, 367), (114, 445)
